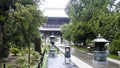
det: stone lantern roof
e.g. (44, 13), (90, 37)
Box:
(50, 35), (55, 38)
(92, 34), (109, 43)
(50, 33), (55, 38)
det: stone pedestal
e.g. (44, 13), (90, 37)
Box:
(118, 51), (120, 57)
(49, 48), (57, 58)
(93, 51), (107, 64)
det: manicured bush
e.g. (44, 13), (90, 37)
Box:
(10, 48), (20, 56)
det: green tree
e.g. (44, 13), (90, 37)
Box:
(64, 0), (116, 45)
(0, 1), (46, 65)
(9, 2), (45, 67)
(61, 24), (71, 41)
(0, 0), (16, 60)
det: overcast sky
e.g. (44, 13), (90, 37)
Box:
(41, 0), (68, 8)
(40, 0), (120, 17)
(40, 0), (69, 17)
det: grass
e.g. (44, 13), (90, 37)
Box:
(0, 63), (17, 68)
(41, 53), (48, 68)
(71, 45), (88, 52)
(108, 54), (120, 61)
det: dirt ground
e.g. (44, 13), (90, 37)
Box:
(0, 55), (20, 68)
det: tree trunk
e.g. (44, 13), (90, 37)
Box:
(0, 23), (3, 43)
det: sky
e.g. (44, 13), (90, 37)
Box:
(40, 0), (120, 17)
(40, 0), (69, 17)
(41, 0), (68, 8)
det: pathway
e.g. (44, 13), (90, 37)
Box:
(47, 54), (78, 68)
(55, 42), (120, 68)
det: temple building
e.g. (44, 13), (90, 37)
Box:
(39, 8), (70, 37)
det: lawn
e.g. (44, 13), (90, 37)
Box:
(71, 45), (88, 52)
(108, 54), (120, 61)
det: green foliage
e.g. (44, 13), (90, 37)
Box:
(40, 54), (48, 68)
(31, 51), (40, 63)
(64, 0), (120, 55)
(16, 57), (28, 68)
(110, 39), (120, 54)
(71, 45), (88, 52)
(0, 1), (45, 68)
(16, 57), (27, 64)
(33, 52), (40, 60)
(0, 0), (46, 50)
(10, 47), (20, 56)
(21, 47), (40, 63)
(61, 24), (71, 41)
(108, 54), (120, 61)
(0, 43), (9, 59)
(0, 15), (5, 23)
(35, 37), (41, 54)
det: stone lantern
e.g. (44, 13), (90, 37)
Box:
(49, 34), (57, 57)
(92, 34), (109, 63)
(65, 46), (71, 63)
(50, 35), (55, 45)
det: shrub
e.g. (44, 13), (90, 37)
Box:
(110, 39), (120, 55)
(10, 48), (20, 56)
(33, 52), (40, 60)
(16, 57), (28, 68)
(30, 51), (40, 63)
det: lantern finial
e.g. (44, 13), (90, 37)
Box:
(97, 34), (102, 38)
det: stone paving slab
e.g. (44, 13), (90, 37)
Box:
(47, 54), (78, 68)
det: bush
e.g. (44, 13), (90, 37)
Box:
(10, 48), (20, 56)
(110, 39), (120, 55)
(33, 52), (40, 60)
(16, 57), (28, 68)
(30, 51), (40, 64)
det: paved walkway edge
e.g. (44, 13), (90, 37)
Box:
(71, 55), (93, 68)
(107, 58), (120, 65)
(56, 45), (93, 68)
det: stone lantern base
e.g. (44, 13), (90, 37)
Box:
(93, 51), (108, 64)
(49, 47), (57, 58)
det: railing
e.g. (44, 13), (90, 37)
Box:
(2, 64), (6, 68)
(44, 25), (61, 28)
(37, 49), (46, 68)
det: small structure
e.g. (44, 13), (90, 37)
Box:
(118, 51), (120, 57)
(65, 46), (71, 63)
(92, 34), (109, 64)
(49, 34), (57, 57)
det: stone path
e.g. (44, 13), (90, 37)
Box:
(47, 54), (78, 68)
(55, 42), (120, 68)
